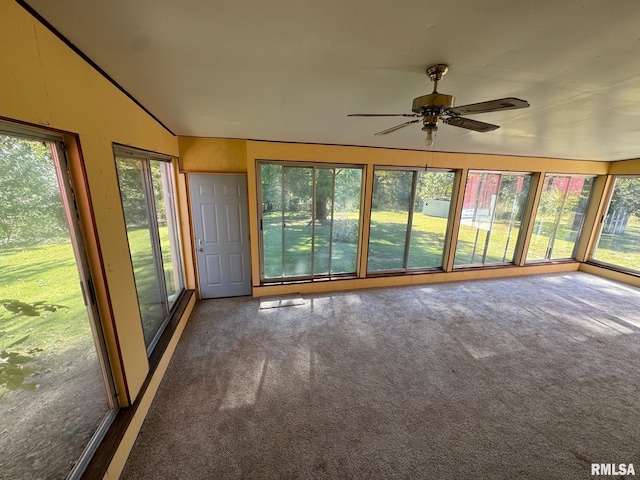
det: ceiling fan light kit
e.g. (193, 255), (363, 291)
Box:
(349, 63), (530, 147)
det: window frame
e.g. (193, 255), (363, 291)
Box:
(588, 174), (640, 275)
(367, 165), (456, 275)
(453, 169), (533, 268)
(256, 160), (365, 283)
(0, 120), (118, 479)
(526, 174), (596, 263)
(113, 144), (185, 355)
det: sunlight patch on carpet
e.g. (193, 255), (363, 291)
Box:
(259, 295), (305, 310)
(220, 356), (266, 410)
(461, 342), (497, 360)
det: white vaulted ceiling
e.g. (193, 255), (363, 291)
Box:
(22, 0), (640, 161)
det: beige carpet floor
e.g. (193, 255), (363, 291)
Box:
(121, 272), (640, 479)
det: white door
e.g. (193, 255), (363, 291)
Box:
(190, 174), (252, 298)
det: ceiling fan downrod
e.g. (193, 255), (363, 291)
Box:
(411, 64), (455, 116)
(426, 63), (449, 93)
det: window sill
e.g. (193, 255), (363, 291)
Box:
(583, 261), (640, 279)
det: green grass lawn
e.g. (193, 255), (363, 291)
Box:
(262, 211), (360, 278)
(0, 242), (90, 353)
(0, 227), (170, 394)
(368, 211), (450, 270)
(262, 210), (640, 274)
(0, 240), (93, 396)
(592, 216), (640, 268)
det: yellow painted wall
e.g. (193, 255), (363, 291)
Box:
(178, 137), (247, 172)
(608, 158), (640, 175)
(0, 0), (180, 404)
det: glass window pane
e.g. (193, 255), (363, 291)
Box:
(455, 172), (500, 265)
(455, 172), (531, 266)
(527, 175), (594, 262)
(490, 174), (531, 262)
(526, 175), (553, 261)
(115, 151), (184, 351)
(283, 166), (313, 277)
(259, 163), (362, 281)
(591, 176), (640, 272)
(313, 168), (334, 276)
(116, 157), (167, 346)
(0, 134), (113, 479)
(331, 167), (362, 274)
(261, 164), (284, 279)
(368, 169), (413, 271)
(408, 171), (455, 269)
(150, 161), (184, 308)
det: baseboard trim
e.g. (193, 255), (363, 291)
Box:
(81, 289), (196, 480)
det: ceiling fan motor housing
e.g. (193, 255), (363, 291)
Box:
(411, 93), (455, 115)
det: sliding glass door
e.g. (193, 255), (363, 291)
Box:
(368, 168), (455, 272)
(0, 124), (115, 479)
(590, 175), (640, 273)
(258, 162), (363, 281)
(454, 171), (532, 266)
(527, 175), (594, 262)
(368, 169), (413, 271)
(114, 146), (184, 353)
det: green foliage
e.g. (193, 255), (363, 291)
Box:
(609, 177), (640, 217)
(415, 171), (454, 205)
(372, 170), (413, 210)
(602, 177), (640, 234)
(116, 157), (169, 229)
(260, 163), (362, 224)
(115, 158), (149, 228)
(260, 164), (283, 212)
(332, 218), (359, 243)
(494, 175), (531, 222)
(0, 136), (67, 246)
(333, 168), (362, 212)
(373, 170), (455, 211)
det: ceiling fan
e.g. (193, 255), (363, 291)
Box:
(348, 64), (530, 147)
